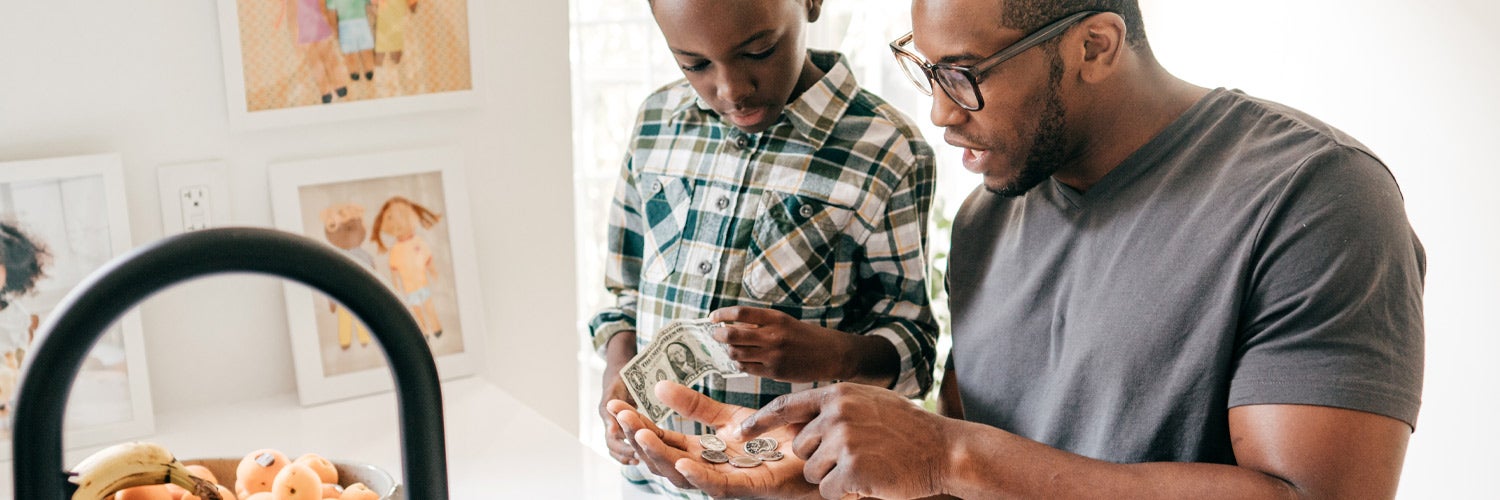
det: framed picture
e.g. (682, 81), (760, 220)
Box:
(0, 154), (153, 460)
(216, 0), (480, 130)
(268, 146), (483, 405)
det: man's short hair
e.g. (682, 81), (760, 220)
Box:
(1000, 0), (1149, 49)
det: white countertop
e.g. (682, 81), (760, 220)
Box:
(3, 377), (662, 499)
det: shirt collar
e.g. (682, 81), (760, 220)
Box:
(670, 50), (858, 150)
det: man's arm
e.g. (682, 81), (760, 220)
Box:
(939, 403), (1409, 499)
(740, 385), (1411, 500)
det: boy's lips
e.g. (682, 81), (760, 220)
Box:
(725, 107), (768, 127)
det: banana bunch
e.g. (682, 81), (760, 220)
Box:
(67, 441), (220, 500)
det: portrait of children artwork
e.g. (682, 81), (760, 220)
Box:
(271, 148), (483, 405)
(319, 202), (380, 349)
(371, 196), (443, 340)
(218, 0), (476, 123)
(0, 220), (51, 423)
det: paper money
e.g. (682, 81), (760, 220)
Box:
(619, 318), (744, 424)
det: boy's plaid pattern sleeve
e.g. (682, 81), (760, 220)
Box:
(588, 152), (644, 356)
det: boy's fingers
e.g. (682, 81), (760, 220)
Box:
(655, 380), (751, 432)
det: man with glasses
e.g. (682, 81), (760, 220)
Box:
(612, 0), (1424, 498)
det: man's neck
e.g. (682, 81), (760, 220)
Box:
(1056, 65), (1208, 193)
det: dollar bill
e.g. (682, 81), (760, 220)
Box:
(619, 318), (744, 424)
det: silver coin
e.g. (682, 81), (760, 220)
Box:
(743, 437), (776, 455)
(701, 449), (730, 464)
(698, 434), (727, 452)
(728, 455), (763, 468)
(756, 450), (784, 461)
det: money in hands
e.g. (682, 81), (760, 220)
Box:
(619, 318), (745, 424)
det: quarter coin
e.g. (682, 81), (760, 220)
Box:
(757, 450), (784, 462)
(701, 449), (730, 464)
(729, 455), (763, 468)
(698, 434), (727, 452)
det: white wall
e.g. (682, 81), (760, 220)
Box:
(0, 1), (580, 431)
(1142, 1), (1499, 497)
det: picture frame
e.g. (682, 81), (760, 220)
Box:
(268, 146), (484, 405)
(215, 0), (481, 130)
(0, 153), (154, 461)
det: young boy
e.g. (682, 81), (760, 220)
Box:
(588, 0), (938, 495)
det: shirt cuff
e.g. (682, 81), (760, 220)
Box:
(591, 320), (635, 358)
(868, 326), (929, 398)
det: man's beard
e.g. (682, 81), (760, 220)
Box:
(989, 51), (1067, 197)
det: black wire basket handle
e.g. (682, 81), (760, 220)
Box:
(11, 227), (448, 500)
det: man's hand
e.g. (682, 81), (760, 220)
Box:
(741, 383), (956, 500)
(600, 330), (639, 465)
(709, 306), (896, 386)
(608, 381), (819, 499)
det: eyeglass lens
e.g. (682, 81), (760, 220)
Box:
(895, 53), (933, 95)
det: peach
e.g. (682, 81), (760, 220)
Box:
(271, 463), (322, 500)
(338, 483), (378, 500)
(320, 483), (343, 498)
(115, 484), (173, 500)
(235, 449), (289, 497)
(187, 464), (220, 485)
(292, 453), (338, 485)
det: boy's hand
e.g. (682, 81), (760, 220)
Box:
(600, 374), (637, 464)
(609, 381), (819, 499)
(601, 330), (639, 464)
(709, 306), (895, 385)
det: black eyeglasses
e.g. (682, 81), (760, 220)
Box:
(890, 10), (1103, 111)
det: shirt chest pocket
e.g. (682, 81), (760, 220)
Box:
(639, 174), (694, 282)
(744, 191), (854, 306)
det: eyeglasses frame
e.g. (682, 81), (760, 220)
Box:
(890, 10), (1105, 111)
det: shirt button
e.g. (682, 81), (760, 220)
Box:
(698, 260), (713, 274)
(736, 136), (750, 148)
(651, 181), (663, 194)
(798, 204), (816, 218)
(715, 196), (730, 210)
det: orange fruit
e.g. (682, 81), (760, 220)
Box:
(292, 453), (338, 485)
(187, 464), (219, 485)
(271, 463), (321, 500)
(235, 449), (288, 497)
(338, 483), (378, 500)
(115, 484), (173, 500)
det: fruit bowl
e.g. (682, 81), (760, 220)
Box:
(182, 458), (400, 499)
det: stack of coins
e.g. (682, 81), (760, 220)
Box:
(698, 435), (783, 468)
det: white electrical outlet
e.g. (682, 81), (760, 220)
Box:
(179, 185), (211, 231)
(158, 161), (232, 236)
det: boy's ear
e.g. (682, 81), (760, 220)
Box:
(805, 0), (822, 22)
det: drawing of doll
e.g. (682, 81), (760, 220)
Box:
(371, 196), (442, 339)
(279, 0), (348, 104)
(320, 203), (378, 349)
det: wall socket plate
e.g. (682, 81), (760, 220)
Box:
(158, 161), (232, 236)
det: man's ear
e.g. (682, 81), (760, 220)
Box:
(806, 0), (823, 23)
(1077, 12), (1126, 83)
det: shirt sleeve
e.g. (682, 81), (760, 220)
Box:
(851, 140), (939, 398)
(1230, 145), (1425, 427)
(587, 150), (645, 357)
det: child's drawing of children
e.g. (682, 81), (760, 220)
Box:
(320, 203), (378, 349)
(370, 196), (442, 339)
(279, 0), (347, 103)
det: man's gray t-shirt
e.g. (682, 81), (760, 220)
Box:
(947, 88), (1425, 464)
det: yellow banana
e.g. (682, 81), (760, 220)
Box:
(67, 441), (220, 500)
